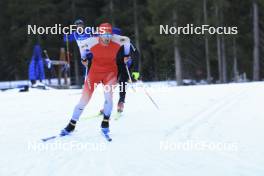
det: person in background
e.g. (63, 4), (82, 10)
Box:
(64, 19), (92, 80)
(113, 27), (140, 112)
(28, 44), (45, 88)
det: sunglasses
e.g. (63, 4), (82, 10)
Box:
(100, 33), (113, 39)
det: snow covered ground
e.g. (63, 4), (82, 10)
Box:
(0, 81), (264, 176)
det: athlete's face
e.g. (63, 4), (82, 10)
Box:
(99, 33), (112, 45)
(77, 24), (84, 33)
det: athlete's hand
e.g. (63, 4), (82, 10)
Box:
(81, 59), (88, 67)
(124, 57), (132, 67)
(85, 50), (93, 61)
(81, 49), (93, 66)
(132, 72), (140, 81)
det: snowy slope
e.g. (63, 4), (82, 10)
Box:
(0, 82), (264, 176)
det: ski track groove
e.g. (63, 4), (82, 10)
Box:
(164, 85), (251, 138)
(185, 86), (252, 139)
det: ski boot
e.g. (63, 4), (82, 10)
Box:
(117, 101), (124, 113)
(60, 119), (76, 136)
(101, 115), (112, 141)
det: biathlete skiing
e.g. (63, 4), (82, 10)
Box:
(98, 27), (140, 113)
(60, 22), (130, 141)
(113, 27), (140, 112)
(71, 19), (140, 114)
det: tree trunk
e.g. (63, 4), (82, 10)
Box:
(233, 38), (239, 82)
(253, 0), (260, 81)
(110, 0), (115, 26)
(215, 5), (222, 83)
(133, 0), (141, 73)
(173, 10), (182, 85)
(221, 36), (227, 83)
(220, 6), (227, 83)
(71, 0), (80, 85)
(203, 0), (211, 83)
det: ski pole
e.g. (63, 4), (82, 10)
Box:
(125, 65), (159, 110)
(65, 34), (70, 67)
(84, 60), (91, 89)
(65, 34), (71, 86)
(142, 88), (160, 110)
(125, 64), (133, 83)
(84, 64), (88, 81)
